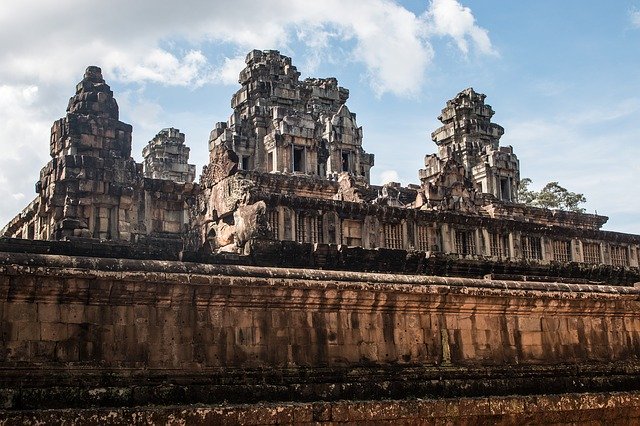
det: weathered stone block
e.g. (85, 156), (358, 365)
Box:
(518, 316), (542, 332)
(15, 321), (40, 341)
(5, 304), (37, 323)
(37, 303), (60, 323)
(40, 322), (67, 341)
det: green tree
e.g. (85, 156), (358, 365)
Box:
(517, 178), (587, 213)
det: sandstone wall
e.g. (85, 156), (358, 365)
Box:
(3, 392), (640, 425)
(1, 251), (640, 409)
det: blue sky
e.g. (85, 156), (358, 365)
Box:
(0, 0), (639, 233)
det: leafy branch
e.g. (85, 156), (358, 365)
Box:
(518, 178), (587, 213)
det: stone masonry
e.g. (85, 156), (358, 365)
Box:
(1, 49), (640, 423)
(422, 88), (520, 203)
(1, 251), (640, 411)
(2, 67), (196, 245)
(5, 393), (640, 424)
(2, 51), (640, 278)
(207, 50), (374, 180)
(189, 52), (639, 272)
(38, 65), (137, 240)
(142, 127), (196, 183)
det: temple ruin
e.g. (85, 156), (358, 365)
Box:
(1, 50), (640, 422)
(3, 50), (639, 279)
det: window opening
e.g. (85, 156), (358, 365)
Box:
(454, 230), (476, 255)
(582, 242), (601, 264)
(384, 223), (403, 249)
(240, 155), (250, 170)
(268, 210), (279, 239)
(611, 245), (629, 267)
(552, 240), (571, 262)
(267, 152), (274, 171)
(341, 151), (350, 172)
(522, 235), (542, 260)
(417, 225), (430, 252)
(293, 146), (305, 172)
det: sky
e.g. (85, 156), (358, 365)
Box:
(0, 0), (639, 234)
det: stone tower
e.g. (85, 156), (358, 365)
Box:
(3, 66), (197, 243)
(37, 66), (139, 240)
(143, 128), (196, 183)
(207, 50), (374, 182)
(420, 88), (519, 202)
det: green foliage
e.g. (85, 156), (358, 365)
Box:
(517, 178), (587, 213)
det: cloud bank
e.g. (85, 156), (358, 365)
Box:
(0, 0), (494, 95)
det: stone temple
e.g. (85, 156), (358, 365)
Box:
(3, 50), (638, 275)
(1, 50), (640, 423)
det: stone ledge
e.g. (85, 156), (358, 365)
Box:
(1, 251), (639, 296)
(2, 391), (640, 424)
(2, 236), (639, 285)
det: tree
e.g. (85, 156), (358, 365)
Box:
(517, 178), (587, 213)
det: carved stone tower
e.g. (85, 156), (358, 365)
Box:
(37, 66), (139, 240)
(420, 88), (519, 202)
(143, 128), (196, 183)
(207, 50), (374, 182)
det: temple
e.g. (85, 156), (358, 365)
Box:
(2, 50), (640, 422)
(3, 50), (639, 281)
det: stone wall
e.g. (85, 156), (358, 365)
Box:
(1, 249), (640, 409)
(3, 392), (640, 425)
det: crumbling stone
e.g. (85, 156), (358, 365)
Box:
(2, 67), (198, 243)
(233, 200), (269, 253)
(0, 52), (640, 422)
(0, 251), (640, 411)
(143, 128), (196, 183)
(1, 52), (638, 278)
(202, 142), (239, 186)
(421, 87), (519, 204)
(38, 66), (137, 240)
(205, 49), (374, 182)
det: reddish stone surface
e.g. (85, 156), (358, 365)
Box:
(2, 392), (640, 425)
(1, 251), (640, 411)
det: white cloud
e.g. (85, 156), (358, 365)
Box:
(0, 0), (492, 96)
(379, 170), (401, 185)
(348, 1), (435, 96)
(122, 97), (164, 133)
(113, 49), (215, 87)
(425, 0), (496, 55)
(504, 98), (640, 228)
(631, 9), (640, 27)
(0, 84), (51, 161)
(295, 23), (343, 74)
(116, 90), (167, 157)
(217, 56), (246, 86)
(0, 83), (52, 227)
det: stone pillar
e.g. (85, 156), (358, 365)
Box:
(481, 229), (491, 257)
(511, 231), (521, 260)
(540, 236), (548, 262)
(631, 246), (640, 268)
(573, 239), (584, 263)
(440, 224), (452, 253)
